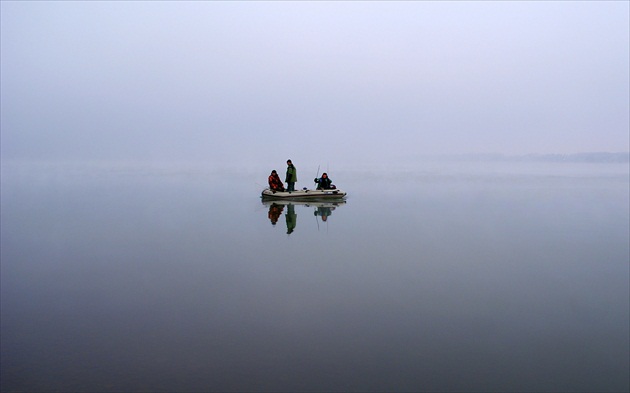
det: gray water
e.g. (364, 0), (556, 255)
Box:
(1, 161), (629, 392)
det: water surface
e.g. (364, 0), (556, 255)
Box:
(1, 161), (628, 392)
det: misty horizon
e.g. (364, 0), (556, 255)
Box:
(1, 1), (628, 166)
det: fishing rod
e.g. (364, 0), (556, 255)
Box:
(314, 164), (321, 187)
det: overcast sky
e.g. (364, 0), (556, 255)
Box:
(1, 1), (628, 167)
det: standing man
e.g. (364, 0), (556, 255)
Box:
(285, 159), (297, 192)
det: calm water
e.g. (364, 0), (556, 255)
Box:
(1, 161), (629, 392)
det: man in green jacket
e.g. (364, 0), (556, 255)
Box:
(285, 159), (297, 192)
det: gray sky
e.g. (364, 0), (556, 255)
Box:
(1, 1), (628, 167)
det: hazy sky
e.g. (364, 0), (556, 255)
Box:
(1, 1), (628, 166)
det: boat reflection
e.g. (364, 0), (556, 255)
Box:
(262, 199), (347, 234)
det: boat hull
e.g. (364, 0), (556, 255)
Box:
(261, 199), (346, 207)
(261, 188), (347, 200)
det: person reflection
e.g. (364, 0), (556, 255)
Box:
(267, 203), (284, 226)
(314, 205), (334, 222)
(285, 204), (297, 234)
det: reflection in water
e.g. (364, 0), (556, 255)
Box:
(286, 204), (296, 234)
(262, 200), (347, 234)
(314, 205), (333, 222)
(2, 164), (628, 392)
(267, 203), (283, 226)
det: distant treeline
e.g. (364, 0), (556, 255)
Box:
(442, 152), (630, 163)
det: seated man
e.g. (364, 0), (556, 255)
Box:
(314, 173), (333, 190)
(268, 170), (285, 192)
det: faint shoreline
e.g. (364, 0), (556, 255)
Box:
(413, 152), (630, 163)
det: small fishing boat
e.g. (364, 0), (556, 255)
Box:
(261, 188), (347, 201)
(261, 198), (347, 208)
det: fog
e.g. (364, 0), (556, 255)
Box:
(1, 1), (629, 169)
(2, 4), (630, 389)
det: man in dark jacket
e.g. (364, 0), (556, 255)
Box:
(314, 173), (332, 190)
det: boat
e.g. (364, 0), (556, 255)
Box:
(261, 187), (347, 201)
(261, 198), (347, 208)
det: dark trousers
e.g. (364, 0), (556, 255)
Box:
(287, 182), (295, 192)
